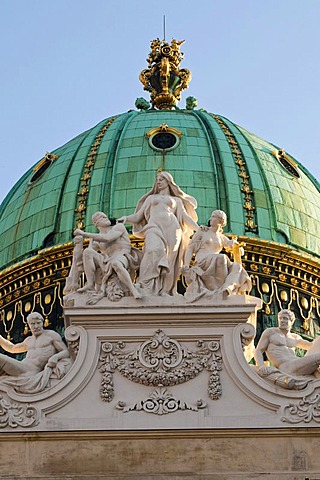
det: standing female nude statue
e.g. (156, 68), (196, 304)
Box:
(118, 171), (198, 296)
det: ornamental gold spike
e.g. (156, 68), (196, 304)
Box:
(139, 38), (192, 110)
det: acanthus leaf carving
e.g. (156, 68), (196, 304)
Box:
(282, 393), (320, 424)
(0, 395), (39, 428)
(99, 330), (222, 402)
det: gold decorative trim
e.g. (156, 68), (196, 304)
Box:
(272, 148), (298, 168)
(272, 148), (300, 178)
(146, 123), (182, 154)
(240, 237), (320, 334)
(146, 123), (182, 138)
(0, 243), (74, 339)
(32, 152), (58, 173)
(1, 238), (319, 297)
(212, 116), (258, 233)
(75, 117), (116, 229)
(139, 38), (191, 110)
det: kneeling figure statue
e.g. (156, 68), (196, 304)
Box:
(74, 211), (141, 302)
(182, 210), (251, 301)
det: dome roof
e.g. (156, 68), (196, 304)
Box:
(0, 108), (320, 270)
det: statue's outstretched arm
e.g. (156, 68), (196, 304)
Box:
(74, 228), (123, 244)
(296, 336), (313, 351)
(0, 335), (28, 354)
(118, 207), (145, 226)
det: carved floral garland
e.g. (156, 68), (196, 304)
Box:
(99, 329), (222, 403)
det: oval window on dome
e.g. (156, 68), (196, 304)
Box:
(151, 132), (178, 150)
(278, 156), (300, 178)
(30, 153), (58, 183)
(147, 124), (182, 152)
(273, 149), (300, 178)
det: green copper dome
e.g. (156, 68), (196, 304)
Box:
(0, 108), (319, 270)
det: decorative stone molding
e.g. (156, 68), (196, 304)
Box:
(0, 395), (39, 428)
(116, 386), (206, 416)
(282, 392), (320, 424)
(99, 330), (222, 402)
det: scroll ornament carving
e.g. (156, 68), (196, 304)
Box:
(0, 396), (39, 428)
(116, 386), (206, 416)
(282, 393), (320, 424)
(65, 325), (81, 359)
(99, 330), (222, 402)
(238, 322), (256, 362)
(239, 323), (256, 350)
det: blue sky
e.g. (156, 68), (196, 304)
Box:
(1, 0), (320, 203)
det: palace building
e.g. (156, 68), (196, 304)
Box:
(0, 38), (320, 480)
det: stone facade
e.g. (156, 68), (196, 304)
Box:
(1, 294), (320, 478)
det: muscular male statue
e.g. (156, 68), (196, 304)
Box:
(74, 211), (141, 300)
(255, 309), (320, 379)
(0, 312), (69, 377)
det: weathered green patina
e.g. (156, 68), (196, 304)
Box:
(0, 109), (319, 270)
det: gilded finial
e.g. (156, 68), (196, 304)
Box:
(139, 38), (192, 110)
